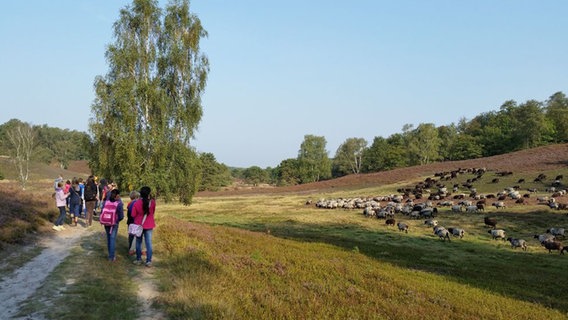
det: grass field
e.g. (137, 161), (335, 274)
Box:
(3, 148), (568, 319)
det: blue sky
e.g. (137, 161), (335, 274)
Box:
(1, 1), (567, 168)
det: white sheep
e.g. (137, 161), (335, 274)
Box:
(507, 237), (527, 251)
(534, 233), (556, 245)
(434, 227), (451, 241)
(492, 201), (506, 209)
(448, 227), (465, 239)
(488, 229), (506, 240)
(546, 228), (565, 238)
(424, 219), (438, 227)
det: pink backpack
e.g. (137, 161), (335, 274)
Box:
(100, 201), (118, 226)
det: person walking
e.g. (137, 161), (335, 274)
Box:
(132, 186), (156, 267)
(101, 189), (124, 262)
(68, 178), (82, 227)
(83, 175), (98, 227)
(126, 190), (140, 255)
(53, 181), (69, 231)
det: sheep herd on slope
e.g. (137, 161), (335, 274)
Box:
(308, 167), (567, 255)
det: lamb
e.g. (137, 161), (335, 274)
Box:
(507, 237), (527, 251)
(546, 228), (565, 238)
(397, 222), (409, 233)
(488, 229), (506, 240)
(542, 240), (564, 254)
(385, 218), (396, 226)
(447, 227), (465, 238)
(484, 216), (497, 229)
(534, 233), (556, 245)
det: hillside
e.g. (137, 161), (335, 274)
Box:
(200, 143), (568, 196)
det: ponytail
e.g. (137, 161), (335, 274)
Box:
(139, 186), (151, 215)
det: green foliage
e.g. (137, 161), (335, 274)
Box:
(90, 0), (208, 204)
(242, 166), (268, 186)
(297, 134), (331, 183)
(199, 152), (232, 191)
(273, 158), (300, 186)
(332, 137), (367, 177)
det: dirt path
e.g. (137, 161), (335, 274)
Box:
(0, 226), (87, 319)
(0, 225), (164, 319)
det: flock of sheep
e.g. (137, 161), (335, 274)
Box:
(310, 167), (567, 255)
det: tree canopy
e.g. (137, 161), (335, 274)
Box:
(89, 0), (208, 204)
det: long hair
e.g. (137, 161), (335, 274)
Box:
(139, 186), (151, 215)
(109, 189), (120, 202)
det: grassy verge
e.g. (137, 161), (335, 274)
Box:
(17, 228), (141, 320)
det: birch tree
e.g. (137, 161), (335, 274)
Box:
(90, 0), (208, 204)
(6, 122), (35, 189)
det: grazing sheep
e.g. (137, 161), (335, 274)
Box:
(542, 240), (564, 254)
(484, 216), (497, 229)
(546, 228), (565, 238)
(492, 201), (506, 209)
(488, 229), (506, 240)
(451, 205), (463, 213)
(507, 237), (527, 251)
(397, 222), (409, 233)
(434, 227), (451, 242)
(385, 218), (396, 226)
(424, 219), (438, 227)
(448, 227), (465, 238)
(534, 233), (556, 245)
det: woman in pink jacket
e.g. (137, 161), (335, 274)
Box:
(131, 186), (156, 267)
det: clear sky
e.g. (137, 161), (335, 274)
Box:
(1, 1), (567, 168)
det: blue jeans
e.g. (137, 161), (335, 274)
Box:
(105, 224), (119, 260)
(136, 229), (153, 263)
(70, 203), (81, 218)
(55, 206), (66, 226)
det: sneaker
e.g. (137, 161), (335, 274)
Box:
(59, 225), (66, 230)
(133, 260), (143, 266)
(109, 257), (116, 262)
(145, 261), (152, 267)
(52, 225), (60, 231)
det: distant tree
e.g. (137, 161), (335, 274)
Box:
(199, 152), (232, 191)
(6, 121), (35, 189)
(406, 123), (440, 165)
(510, 99), (553, 149)
(332, 137), (367, 177)
(89, 0), (208, 204)
(242, 166), (268, 186)
(448, 134), (483, 160)
(274, 158), (300, 186)
(545, 91), (568, 142)
(297, 135), (331, 183)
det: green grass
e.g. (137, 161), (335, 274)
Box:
(4, 166), (568, 319)
(16, 230), (141, 320)
(151, 192), (568, 319)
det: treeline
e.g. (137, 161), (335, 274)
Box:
(2, 91), (567, 191)
(252, 91), (568, 186)
(0, 119), (90, 168)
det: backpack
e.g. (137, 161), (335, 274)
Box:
(84, 182), (97, 201)
(100, 200), (119, 226)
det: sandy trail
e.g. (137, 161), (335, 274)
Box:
(0, 226), (87, 319)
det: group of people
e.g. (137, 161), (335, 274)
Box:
(53, 175), (156, 267)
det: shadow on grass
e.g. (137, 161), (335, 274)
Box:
(216, 217), (568, 314)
